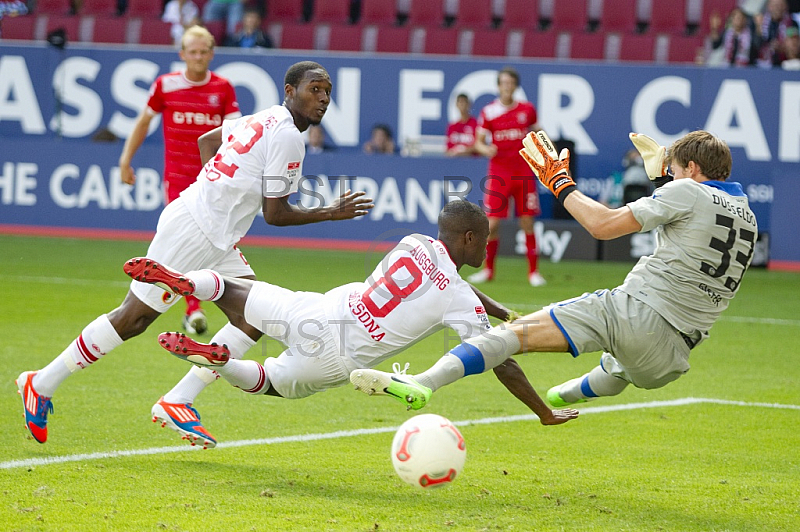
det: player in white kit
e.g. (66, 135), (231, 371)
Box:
(350, 130), (758, 411)
(16, 61), (373, 447)
(125, 200), (579, 441)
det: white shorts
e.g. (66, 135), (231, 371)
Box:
(130, 198), (255, 313)
(244, 281), (359, 399)
(548, 289), (691, 389)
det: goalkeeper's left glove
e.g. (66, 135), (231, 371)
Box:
(519, 131), (576, 204)
(629, 132), (673, 188)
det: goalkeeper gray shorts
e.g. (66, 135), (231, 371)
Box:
(548, 288), (691, 389)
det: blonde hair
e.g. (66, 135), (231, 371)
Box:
(181, 25), (215, 50)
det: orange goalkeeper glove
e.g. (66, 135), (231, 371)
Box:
(519, 131), (576, 203)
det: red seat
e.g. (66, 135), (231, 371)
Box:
(667, 34), (705, 63)
(79, 0), (117, 15)
(137, 19), (173, 44)
(521, 30), (558, 58)
(267, 0), (305, 23)
(421, 26), (458, 54)
(452, 0), (493, 28)
(699, 0), (737, 34)
(90, 15), (127, 42)
(407, 0), (444, 27)
(550, 0), (588, 31)
(469, 27), (508, 56)
(204, 18), (225, 45)
(44, 14), (82, 42)
(569, 31), (606, 60)
(618, 33), (656, 62)
(278, 21), (316, 49)
(125, 0), (162, 18)
(500, 0), (538, 30)
(647, 0), (687, 34)
(360, 0), (397, 25)
(327, 23), (363, 51)
(34, 0), (73, 15)
(312, 0), (351, 24)
(0, 15), (39, 40)
(375, 25), (411, 52)
(598, 0), (637, 33)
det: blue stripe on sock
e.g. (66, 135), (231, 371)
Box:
(580, 376), (599, 398)
(450, 343), (485, 376)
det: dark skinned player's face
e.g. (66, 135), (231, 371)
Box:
(287, 69), (332, 128)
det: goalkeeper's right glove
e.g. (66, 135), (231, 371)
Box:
(629, 132), (673, 188)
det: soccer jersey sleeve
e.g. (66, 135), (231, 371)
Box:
(442, 283), (492, 341)
(222, 81), (241, 119)
(262, 125), (304, 198)
(145, 77), (165, 115)
(627, 180), (696, 233)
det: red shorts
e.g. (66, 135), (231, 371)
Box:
(482, 174), (541, 218)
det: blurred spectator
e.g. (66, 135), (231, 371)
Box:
(363, 124), (395, 154)
(619, 149), (653, 205)
(781, 24), (800, 67)
(202, 0), (243, 40)
(306, 125), (334, 154)
(755, 0), (799, 67)
(163, 0), (200, 47)
(0, 0), (27, 22)
(709, 7), (759, 67)
(445, 93), (478, 157)
(224, 8), (273, 48)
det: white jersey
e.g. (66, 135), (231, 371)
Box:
(324, 234), (492, 368)
(181, 104), (305, 250)
(622, 179), (758, 336)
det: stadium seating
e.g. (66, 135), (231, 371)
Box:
(667, 33), (706, 63)
(406, 0), (445, 27)
(375, 25), (412, 52)
(699, 0), (737, 34)
(34, 0), (73, 15)
(499, 0), (539, 30)
(125, 0), (163, 18)
(89, 15), (128, 43)
(598, 0), (638, 33)
(468, 27), (508, 56)
(204, 19), (225, 45)
(617, 32), (656, 62)
(0, 15), (40, 40)
(326, 23), (363, 51)
(267, 0), (305, 23)
(44, 14), (82, 42)
(568, 31), (606, 60)
(646, 0), (687, 34)
(419, 26), (458, 54)
(359, 0), (398, 25)
(277, 21), (316, 49)
(79, 0), (117, 16)
(451, 0), (494, 29)
(520, 29), (558, 58)
(137, 19), (173, 44)
(548, 0), (588, 32)
(311, 0), (352, 24)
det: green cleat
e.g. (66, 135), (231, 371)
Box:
(547, 384), (590, 408)
(350, 367), (432, 411)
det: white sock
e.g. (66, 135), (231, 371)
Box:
(163, 322), (256, 404)
(557, 365), (629, 403)
(216, 359), (271, 394)
(185, 269), (224, 301)
(415, 327), (521, 391)
(33, 314), (123, 397)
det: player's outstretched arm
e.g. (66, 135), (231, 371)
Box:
(262, 190), (374, 226)
(469, 285), (518, 322)
(492, 358), (579, 426)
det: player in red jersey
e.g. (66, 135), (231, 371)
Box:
(118, 25), (241, 336)
(445, 93), (478, 157)
(469, 67), (545, 287)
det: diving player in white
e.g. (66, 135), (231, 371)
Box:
(350, 130), (758, 410)
(125, 200), (579, 440)
(16, 61), (373, 447)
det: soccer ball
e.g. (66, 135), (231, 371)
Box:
(391, 414), (466, 489)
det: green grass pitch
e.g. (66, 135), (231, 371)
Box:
(1, 234), (798, 531)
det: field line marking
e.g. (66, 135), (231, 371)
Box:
(2, 397), (797, 471)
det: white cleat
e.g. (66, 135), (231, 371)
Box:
(529, 271), (546, 287)
(467, 269), (494, 284)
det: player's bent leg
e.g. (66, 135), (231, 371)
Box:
(16, 371), (53, 444)
(124, 257), (195, 296)
(151, 397), (217, 449)
(158, 332), (230, 367)
(350, 365), (432, 411)
(547, 355), (630, 407)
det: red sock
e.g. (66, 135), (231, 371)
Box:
(526, 233), (538, 274)
(185, 295), (201, 315)
(485, 239), (499, 273)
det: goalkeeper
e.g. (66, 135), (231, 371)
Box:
(350, 130), (759, 410)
